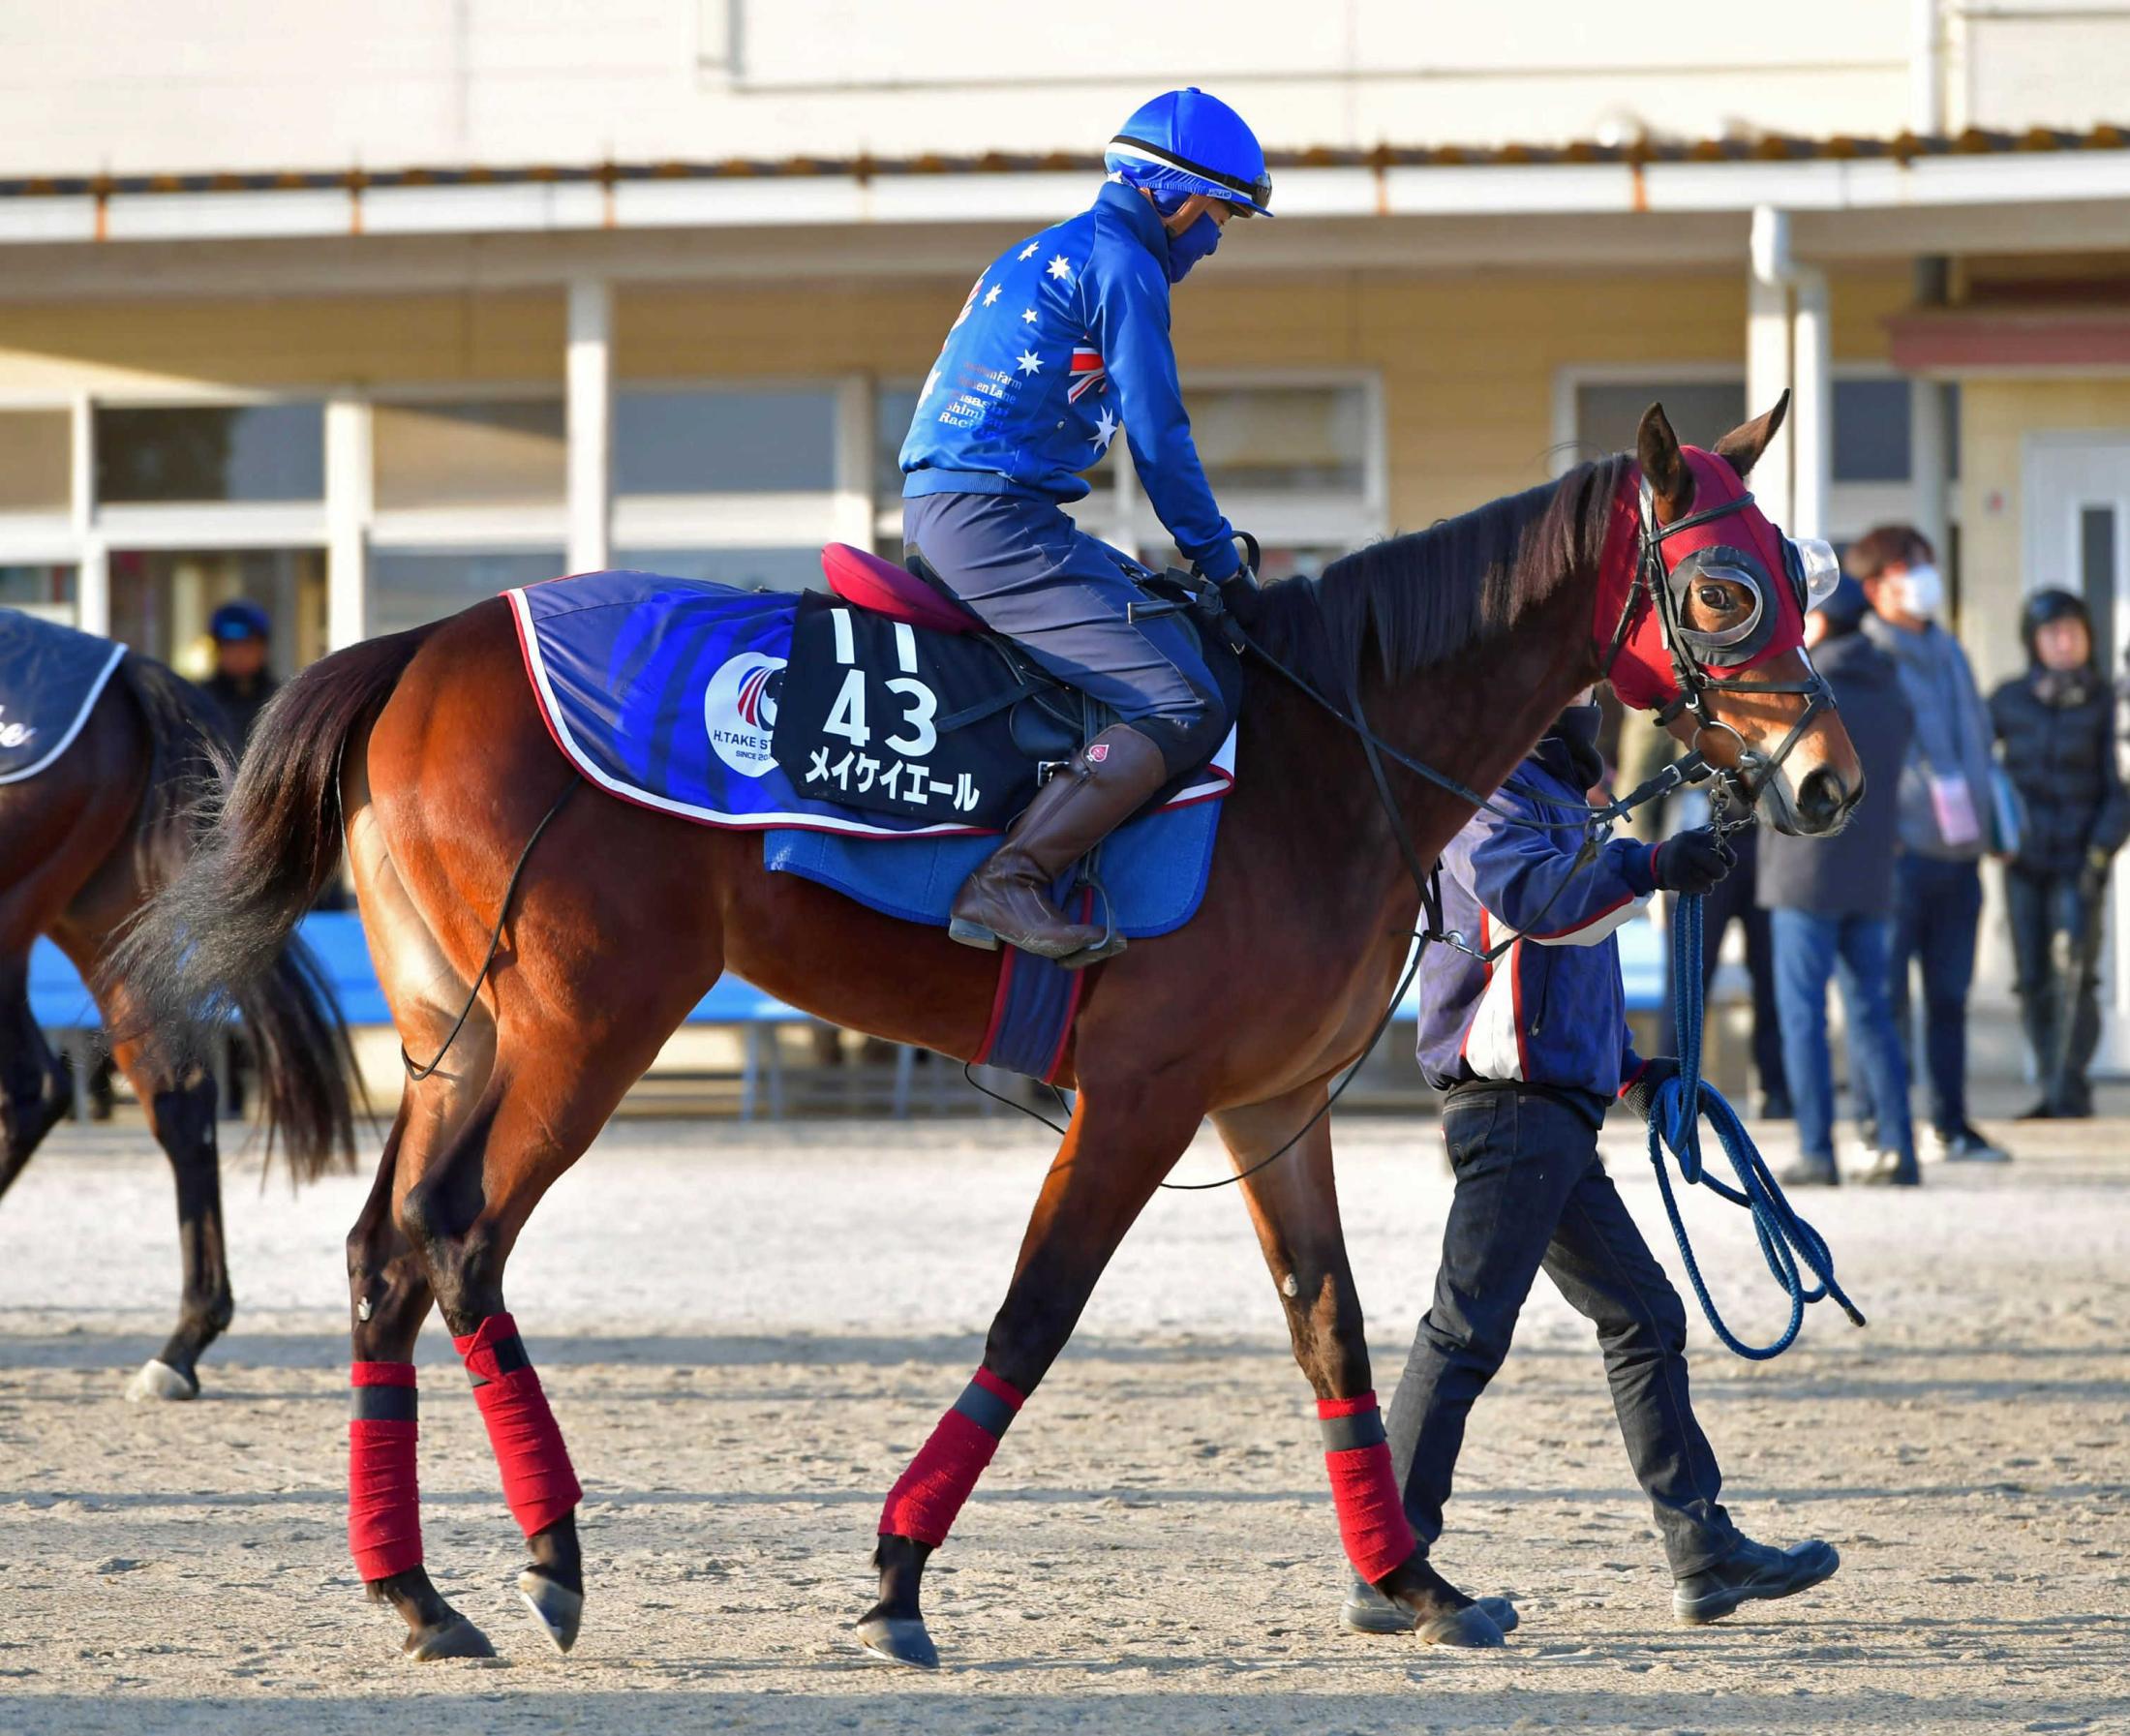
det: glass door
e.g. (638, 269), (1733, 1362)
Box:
(107, 547), (327, 681)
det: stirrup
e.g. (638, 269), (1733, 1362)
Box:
(1057, 931), (1127, 970)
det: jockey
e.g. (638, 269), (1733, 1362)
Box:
(899, 87), (1271, 962)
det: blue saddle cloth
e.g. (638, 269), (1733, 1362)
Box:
(512, 569), (1228, 936)
(0, 610), (127, 785)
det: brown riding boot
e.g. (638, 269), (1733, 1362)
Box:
(948, 723), (1171, 964)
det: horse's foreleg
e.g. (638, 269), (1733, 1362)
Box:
(1216, 1090), (1502, 1647)
(862, 1079), (1206, 1669)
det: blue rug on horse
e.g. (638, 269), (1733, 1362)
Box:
(760, 797), (1220, 940)
(0, 610), (128, 785)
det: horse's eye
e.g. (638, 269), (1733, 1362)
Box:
(1697, 583), (1732, 613)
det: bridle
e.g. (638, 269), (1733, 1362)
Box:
(1598, 472), (1839, 833)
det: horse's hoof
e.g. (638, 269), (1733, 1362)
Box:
(857, 1614), (940, 1670)
(124, 1359), (198, 1403)
(1415, 1603), (1506, 1648)
(403, 1614), (496, 1662)
(1476, 1594), (1519, 1635)
(517, 1568), (583, 1654)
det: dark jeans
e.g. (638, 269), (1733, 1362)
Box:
(1769, 909), (1916, 1175)
(1888, 854), (1984, 1137)
(1662, 831), (1788, 1106)
(902, 491), (1230, 777)
(2005, 866), (2103, 1112)
(1384, 1087), (1739, 1576)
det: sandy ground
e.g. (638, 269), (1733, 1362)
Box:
(1, 1105), (2126, 1735)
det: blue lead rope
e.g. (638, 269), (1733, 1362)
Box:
(1645, 892), (1868, 1360)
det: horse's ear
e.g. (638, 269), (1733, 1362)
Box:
(1713, 389), (1791, 482)
(1636, 402), (1691, 523)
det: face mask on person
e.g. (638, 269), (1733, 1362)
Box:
(1163, 209), (1222, 283)
(1887, 563), (1944, 621)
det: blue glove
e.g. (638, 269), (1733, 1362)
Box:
(1650, 828), (1736, 896)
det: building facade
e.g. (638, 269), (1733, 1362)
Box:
(3, 0), (2128, 1028)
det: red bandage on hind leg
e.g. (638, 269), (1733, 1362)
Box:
(1318, 1391), (1417, 1584)
(349, 1361), (423, 1581)
(879, 1367), (1025, 1547)
(453, 1314), (583, 1539)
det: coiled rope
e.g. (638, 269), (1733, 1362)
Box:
(1645, 891), (1868, 1359)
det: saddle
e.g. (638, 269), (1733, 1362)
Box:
(768, 544), (1241, 830)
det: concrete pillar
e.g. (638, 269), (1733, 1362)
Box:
(324, 395), (371, 651)
(69, 392), (107, 637)
(566, 278), (613, 575)
(1747, 208), (1795, 529)
(833, 375), (877, 551)
(1791, 270), (1833, 539)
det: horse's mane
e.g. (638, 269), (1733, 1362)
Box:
(1247, 453), (1630, 693)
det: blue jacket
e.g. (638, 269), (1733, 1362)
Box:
(1415, 737), (1658, 1112)
(899, 181), (1239, 580)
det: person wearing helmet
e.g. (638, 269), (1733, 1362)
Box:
(1990, 589), (2130, 1119)
(899, 88), (1270, 962)
(203, 598), (278, 753)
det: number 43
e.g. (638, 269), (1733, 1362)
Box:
(825, 671), (938, 758)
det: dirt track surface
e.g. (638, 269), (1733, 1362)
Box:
(2, 1112), (2127, 1734)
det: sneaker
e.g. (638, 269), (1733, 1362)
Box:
(1776, 1156), (1839, 1187)
(1341, 1574), (1518, 1640)
(1847, 1146), (1919, 1187)
(1929, 1125), (2012, 1165)
(1673, 1536), (1841, 1625)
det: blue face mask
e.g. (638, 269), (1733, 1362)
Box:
(1164, 211), (1222, 283)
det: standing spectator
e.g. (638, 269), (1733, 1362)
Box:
(202, 599), (279, 754)
(1759, 577), (1918, 1186)
(1854, 525), (2011, 1165)
(1990, 590), (2129, 1119)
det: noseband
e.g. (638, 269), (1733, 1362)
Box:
(1600, 474), (1837, 822)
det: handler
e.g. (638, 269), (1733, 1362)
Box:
(1344, 695), (1841, 1634)
(898, 87), (1268, 962)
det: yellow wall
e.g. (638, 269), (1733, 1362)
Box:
(0, 264), (1913, 536)
(1959, 377), (2130, 692)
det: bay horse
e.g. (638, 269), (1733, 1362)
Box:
(118, 402), (1861, 1664)
(0, 636), (355, 1400)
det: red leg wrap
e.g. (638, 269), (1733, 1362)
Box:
(1318, 1392), (1417, 1583)
(453, 1314), (583, 1539)
(879, 1367), (1025, 1547)
(348, 1361), (422, 1581)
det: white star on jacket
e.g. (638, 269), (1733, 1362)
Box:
(982, 285), (1002, 307)
(1091, 406), (1119, 453)
(1020, 308), (1037, 324)
(1019, 243), (1039, 260)
(1047, 255), (1073, 281)
(1016, 350), (1043, 375)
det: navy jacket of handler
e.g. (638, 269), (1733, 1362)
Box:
(899, 88), (1272, 966)
(1412, 721), (1664, 1122)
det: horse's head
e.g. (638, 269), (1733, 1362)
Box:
(1595, 396), (1865, 838)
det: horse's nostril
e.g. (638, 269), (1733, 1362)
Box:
(1798, 767), (1846, 823)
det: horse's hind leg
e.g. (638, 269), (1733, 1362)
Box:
(0, 953), (72, 1201)
(862, 1078), (1206, 1668)
(118, 1052), (226, 1403)
(1216, 1088), (1502, 1648)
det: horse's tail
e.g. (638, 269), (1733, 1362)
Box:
(106, 626), (437, 1176)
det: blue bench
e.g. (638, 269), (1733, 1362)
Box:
(30, 913), (828, 1122)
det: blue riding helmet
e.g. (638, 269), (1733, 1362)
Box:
(208, 599), (272, 644)
(1104, 88), (1273, 218)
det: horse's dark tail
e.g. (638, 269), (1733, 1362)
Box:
(106, 627), (437, 1181)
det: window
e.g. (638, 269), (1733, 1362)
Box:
(1832, 379), (1910, 482)
(1191, 384), (1367, 495)
(874, 385), (920, 503)
(616, 388), (837, 495)
(373, 399), (564, 511)
(367, 548), (565, 637)
(615, 546), (825, 592)
(0, 563), (76, 622)
(0, 411), (70, 513)
(107, 547), (325, 672)
(1573, 381), (1746, 459)
(97, 403), (323, 503)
